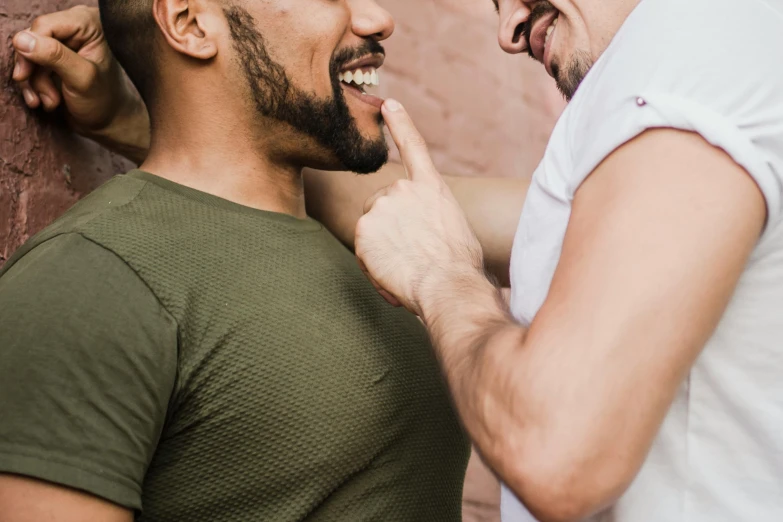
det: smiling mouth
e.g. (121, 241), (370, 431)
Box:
(337, 53), (383, 95)
(528, 6), (559, 68)
(339, 67), (380, 93)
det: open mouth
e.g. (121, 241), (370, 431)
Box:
(530, 10), (559, 73)
(338, 54), (384, 109)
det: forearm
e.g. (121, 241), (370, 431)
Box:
(418, 270), (531, 487)
(304, 165), (527, 285)
(87, 91), (150, 165)
(446, 176), (527, 286)
(418, 271), (618, 522)
(304, 163), (405, 249)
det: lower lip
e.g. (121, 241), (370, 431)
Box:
(341, 82), (384, 110)
(543, 23), (556, 76)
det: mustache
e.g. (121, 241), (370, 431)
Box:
(331, 40), (386, 75)
(523, 1), (558, 59)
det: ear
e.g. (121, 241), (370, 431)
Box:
(152, 0), (218, 60)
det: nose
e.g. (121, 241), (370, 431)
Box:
(497, 0), (530, 54)
(350, 0), (395, 41)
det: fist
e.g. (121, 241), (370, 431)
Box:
(12, 6), (139, 137)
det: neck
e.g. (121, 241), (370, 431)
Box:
(141, 104), (307, 219)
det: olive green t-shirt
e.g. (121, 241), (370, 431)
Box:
(0, 171), (469, 521)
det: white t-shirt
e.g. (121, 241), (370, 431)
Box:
(503, 0), (783, 520)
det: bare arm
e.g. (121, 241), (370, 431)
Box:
(0, 475), (132, 522)
(13, 9), (526, 285)
(305, 165), (527, 285)
(355, 105), (766, 522)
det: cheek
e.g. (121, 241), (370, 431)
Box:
(293, 10), (351, 95)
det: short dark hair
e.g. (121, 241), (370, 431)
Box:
(99, 0), (158, 105)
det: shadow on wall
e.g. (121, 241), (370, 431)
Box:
(0, 0), (134, 265)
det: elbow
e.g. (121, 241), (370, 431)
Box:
(501, 443), (636, 522)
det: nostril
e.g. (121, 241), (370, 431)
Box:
(512, 22), (526, 45)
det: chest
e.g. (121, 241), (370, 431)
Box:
(510, 123), (576, 325)
(141, 248), (460, 512)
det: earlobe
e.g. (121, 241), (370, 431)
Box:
(153, 0), (218, 61)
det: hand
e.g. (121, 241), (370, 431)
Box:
(355, 100), (486, 317)
(12, 6), (149, 160)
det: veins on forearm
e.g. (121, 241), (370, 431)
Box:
(421, 271), (528, 443)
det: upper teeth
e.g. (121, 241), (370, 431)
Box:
(339, 67), (380, 87)
(545, 16), (558, 44)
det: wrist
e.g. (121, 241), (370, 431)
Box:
(417, 264), (500, 326)
(88, 92), (151, 164)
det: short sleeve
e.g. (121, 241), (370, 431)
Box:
(562, 0), (783, 233)
(0, 233), (178, 510)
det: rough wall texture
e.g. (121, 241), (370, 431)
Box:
(0, 0), (133, 264)
(378, 0), (565, 178)
(1, 0), (563, 519)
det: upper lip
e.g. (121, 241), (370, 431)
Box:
(529, 10), (558, 64)
(339, 53), (385, 72)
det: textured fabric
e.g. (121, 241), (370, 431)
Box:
(0, 170), (470, 521)
(503, 0), (783, 520)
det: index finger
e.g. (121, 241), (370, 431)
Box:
(381, 99), (440, 185)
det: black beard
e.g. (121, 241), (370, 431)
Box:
(523, 1), (594, 101)
(224, 6), (388, 174)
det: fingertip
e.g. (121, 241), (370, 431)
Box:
(383, 99), (403, 113)
(13, 55), (32, 81)
(40, 94), (56, 111)
(22, 88), (40, 108)
(13, 31), (37, 54)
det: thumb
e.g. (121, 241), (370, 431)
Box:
(382, 99), (441, 186)
(13, 31), (96, 93)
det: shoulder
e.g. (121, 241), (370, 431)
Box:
(0, 232), (176, 336)
(553, 0), (783, 226)
(2, 173), (148, 270)
(0, 233), (178, 511)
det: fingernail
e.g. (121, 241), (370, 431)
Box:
(16, 32), (36, 53)
(23, 88), (35, 105)
(384, 99), (402, 112)
(12, 61), (20, 78)
(40, 94), (53, 108)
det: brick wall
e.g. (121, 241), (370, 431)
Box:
(1, 0), (563, 519)
(0, 0), (134, 264)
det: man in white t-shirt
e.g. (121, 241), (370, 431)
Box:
(355, 0), (783, 520)
(8, 0), (783, 520)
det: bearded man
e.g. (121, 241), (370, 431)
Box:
(0, 1), (472, 520)
(9, 0), (783, 521)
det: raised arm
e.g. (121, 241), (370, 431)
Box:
(305, 166), (527, 285)
(14, 7), (527, 285)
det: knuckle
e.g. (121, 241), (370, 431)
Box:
(372, 195), (391, 211)
(390, 179), (411, 192)
(30, 17), (46, 33)
(355, 216), (369, 236)
(48, 42), (65, 64)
